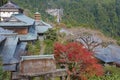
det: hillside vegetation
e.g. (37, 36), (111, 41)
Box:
(11, 0), (120, 43)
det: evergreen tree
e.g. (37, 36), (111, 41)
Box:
(0, 0), (7, 6)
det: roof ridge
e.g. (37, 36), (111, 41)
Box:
(1, 1), (20, 9)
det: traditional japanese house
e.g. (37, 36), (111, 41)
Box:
(0, 14), (37, 41)
(0, 1), (23, 21)
(0, 0), (52, 41)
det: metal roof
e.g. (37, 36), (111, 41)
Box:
(35, 20), (52, 33)
(0, 1), (20, 9)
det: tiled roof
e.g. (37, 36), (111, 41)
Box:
(0, 35), (5, 43)
(94, 45), (120, 63)
(0, 14), (35, 27)
(35, 20), (52, 33)
(0, 27), (14, 42)
(1, 37), (19, 64)
(18, 33), (37, 41)
(0, 1), (20, 9)
(1, 42), (27, 71)
(3, 64), (17, 71)
(0, 22), (29, 27)
(13, 14), (34, 25)
(14, 42), (27, 61)
(0, 27), (13, 33)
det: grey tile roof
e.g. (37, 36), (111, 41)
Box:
(0, 27), (13, 33)
(14, 42), (27, 61)
(35, 20), (52, 33)
(13, 14), (35, 25)
(18, 33), (37, 41)
(1, 41), (27, 71)
(0, 22), (29, 27)
(1, 36), (19, 64)
(0, 27), (14, 42)
(0, 35), (5, 43)
(3, 64), (17, 71)
(94, 45), (120, 63)
(0, 14), (35, 27)
(0, 1), (20, 9)
(0, 39), (5, 55)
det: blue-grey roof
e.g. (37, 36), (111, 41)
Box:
(0, 14), (35, 27)
(13, 14), (34, 25)
(3, 64), (17, 71)
(1, 37), (19, 64)
(0, 35), (5, 43)
(0, 1), (20, 9)
(94, 45), (120, 63)
(0, 22), (30, 27)
(18, 33), (37, 41)
(14, 42), (27, 61)
(0, 27), (13, 33)
(35, 21), (52, 33)
(1, 42), (27, 71)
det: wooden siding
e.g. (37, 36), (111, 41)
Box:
(20, 59), (56, 76)
(4, 28), (28, 34)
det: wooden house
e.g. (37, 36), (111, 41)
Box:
(0, 14), (37, 41)
(0, 1), (23, 21)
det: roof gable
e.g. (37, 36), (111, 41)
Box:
(0, 1), (20, 9)
(35, 20), (52, 33)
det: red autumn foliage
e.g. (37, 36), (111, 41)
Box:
(54, 42), (104, 80)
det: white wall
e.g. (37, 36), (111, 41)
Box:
(0, 11), (19, 18)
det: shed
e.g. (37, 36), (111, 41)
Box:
(19, 55), (67, 80)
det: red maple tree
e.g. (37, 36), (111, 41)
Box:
(54, 42), (104, 80)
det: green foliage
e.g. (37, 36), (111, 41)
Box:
(0, 58), (10, 80)
(44, 28), (58, 54)
(44, 28), (58, 41)
(89, 66), (120, 80)
(44, 39), (54, 54)
(0, 0), (7, 6)
(27, 40), (41, 55)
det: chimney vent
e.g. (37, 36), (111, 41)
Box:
(34, 12), (41, 21)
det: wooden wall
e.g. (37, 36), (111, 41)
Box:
(20, 59), (56, 76)
(4, 27), (28, 34)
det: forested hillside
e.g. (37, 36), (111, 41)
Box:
(6, 0), (120, 43)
